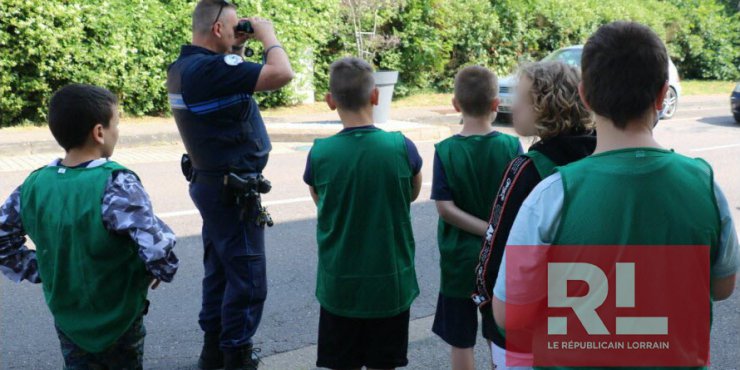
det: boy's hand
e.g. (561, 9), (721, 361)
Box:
(150, 278), (161, 290)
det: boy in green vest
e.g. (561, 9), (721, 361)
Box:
(492, 22), (739, 369)
(431, 65), (521, 370)
(0, 84), (179, 369)
(303, 57), (423, 370)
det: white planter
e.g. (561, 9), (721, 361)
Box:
(373, 70), (399, 124)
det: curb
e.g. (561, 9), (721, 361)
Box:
(0, 122), (453, 158)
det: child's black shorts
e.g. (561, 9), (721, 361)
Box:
(317, 307), (410, 369)
(432, 293), (496, 348)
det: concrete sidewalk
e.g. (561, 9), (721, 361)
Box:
(0, 94), (728, 157)
(0, 105), (459, 157)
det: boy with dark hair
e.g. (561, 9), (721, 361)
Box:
(492, 21), (739, 369)
(0, 84), (179, 369)
(303, 57), (423, 370)
(431, 65), (521, 370)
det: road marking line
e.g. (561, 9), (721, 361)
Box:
(158, 209), (200, 219)
(159, 185), (433, 220)
(690, 143), (740, 152)
(265, 196), (314, 206)
(158, 197), (315, 219)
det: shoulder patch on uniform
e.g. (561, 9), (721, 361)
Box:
(224, 54), (243, 66)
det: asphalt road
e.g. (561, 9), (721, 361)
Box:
(1, 97), (738, 369)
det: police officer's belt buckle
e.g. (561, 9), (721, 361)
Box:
(223, 173), (274, 227)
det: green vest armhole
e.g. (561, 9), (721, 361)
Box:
(552, 166), (569, 244)
(693, 157), (721, 263)
(102, 161), (140, 182)
(523, 150), (558, 178)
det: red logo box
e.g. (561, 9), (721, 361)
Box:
(504, 245), (710, 367)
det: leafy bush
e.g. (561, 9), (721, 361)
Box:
(1, 0), (738, 127)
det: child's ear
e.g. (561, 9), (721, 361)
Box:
(578, 82), (592, 111)
(452, 97), (461, 113)
(654, 81), (669, 111)
(370, 87), (380, 106)
(491, 97), (500, 113)
(325, 93), (337, 111)
(91, 124), (105, 145)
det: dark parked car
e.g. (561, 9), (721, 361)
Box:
(732, 82), (740, 124)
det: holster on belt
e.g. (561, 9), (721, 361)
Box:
(223, 172), (274, 227)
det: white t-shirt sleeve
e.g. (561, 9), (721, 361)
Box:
(711, 181), (740, 278)
(493, 173), (564, 302)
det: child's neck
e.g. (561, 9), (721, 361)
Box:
(61, 147), (106, 167)
(338, 108), (374, 129)
(593, 114), (662, 154)
(459, 115), (495, 136)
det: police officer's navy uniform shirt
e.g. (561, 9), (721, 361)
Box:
(167, 45), (270, 174)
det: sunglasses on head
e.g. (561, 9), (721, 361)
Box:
(213, 0), (237, 26)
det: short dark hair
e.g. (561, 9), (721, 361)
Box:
(581, 21), (668, 129)
(454, 65), (498, 117)
(193, 0), (236, 35)
(329, 57), (375, 111)
(48, 84), (118, 151)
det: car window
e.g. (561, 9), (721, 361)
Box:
(542, 49), (583, 68)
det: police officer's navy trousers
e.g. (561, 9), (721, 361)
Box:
(190, 180), (267, 349)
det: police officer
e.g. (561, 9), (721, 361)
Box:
(166, 1), (294, 369)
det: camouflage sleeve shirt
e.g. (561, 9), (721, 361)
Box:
(0, 158), (179, 283)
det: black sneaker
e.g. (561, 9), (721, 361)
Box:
(198, 332), (224, 370)
(223, 345), (261, 370)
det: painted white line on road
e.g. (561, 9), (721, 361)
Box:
(159, 187), (433, 220)
(265, 196), (314, 206)
(159, 197), (314, 219)
(158, 209), (200, 219)
(690, 143), (740, 152)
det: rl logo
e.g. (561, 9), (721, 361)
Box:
(547, 262), (667, 336)
(505, 245), (711, 367)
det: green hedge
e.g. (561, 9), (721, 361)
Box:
(1, 0), (738, 127)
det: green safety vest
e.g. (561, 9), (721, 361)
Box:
(20, 161), (150, 353)
(311, 128), (419, 318)
(523, 149), (558, 179)
(435, 133), (520, 297)
(540, 148), (720, 370)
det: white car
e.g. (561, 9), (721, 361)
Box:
(497, 45), (682, 121)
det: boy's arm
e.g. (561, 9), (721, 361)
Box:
(303, 149), (319, 205)
(411, 173), (422, 202)
(435, 201), (487, 236)
(430, 150), (484, 234)
(709, 182), (739, 301)
(0, 187), (40, 283)
(102, 172), (179, 284)
(404, 136), (423, 202)
(308, 186), (319, 205)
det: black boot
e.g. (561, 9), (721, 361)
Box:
(223, 345), (261, 370)
(198, 332), (224, 370)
